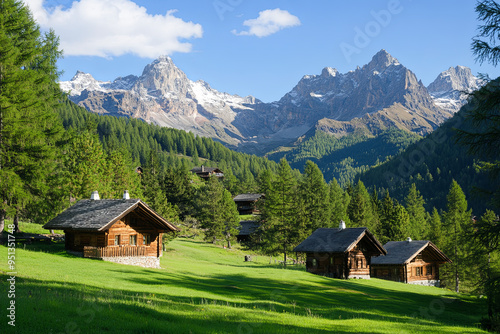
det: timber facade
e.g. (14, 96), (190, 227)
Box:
(371, 239), (451, 286)
(233, 194), (264, 215)
(294, 225), (386, 279)
(44, 191), (178, 268)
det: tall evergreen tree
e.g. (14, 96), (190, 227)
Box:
(428, 207), (444, 248)
(442, 180), (473, 293)
(299, 161), (330, 234)
(347, 180), (378, 231)
(65, 130), (111, 201)
(0, 0), (64, 231)
(405, 183), (428, 240)
(141, 150), (177, 220)
(260, 158), (303, 267)
(220, 188), (240, 249)
(329, 178), (350, 227)
(196, 176), (232, 244)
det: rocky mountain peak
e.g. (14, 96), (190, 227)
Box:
(427, 66), (479, 94)
(427, 65), (482, 113)
(366, 49), (401, 72)
(138, 55), (190, 95)
(321, 67), (339, 77)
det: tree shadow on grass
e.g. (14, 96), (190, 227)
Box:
(105, 267), (485, 331)
(8, 276), (372, 334)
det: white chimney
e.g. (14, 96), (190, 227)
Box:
(201, 165), (205, 172)
(407, 237), (412, 242)
(90, 191), (100, 200)
(339, 220), (346, 230)
(123, 190), (130, 200)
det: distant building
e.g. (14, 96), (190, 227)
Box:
(190, 166), (224, 180)
(233, 193), (265, 215)
(293, 221), (386, 279)
(371, 239), (451, 286)
(43, 191), (179, 268)
(236, 220), (260, 242)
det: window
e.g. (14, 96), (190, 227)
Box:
(130, 235), (137, 246)
(114, 235), (120, 246)
(143, 234), (151, 246)
(426, 265), (433, 275)
(312, 259), (317, 267)
(416, 267), (423, 276)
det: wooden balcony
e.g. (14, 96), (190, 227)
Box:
(84, 245), (147, 258)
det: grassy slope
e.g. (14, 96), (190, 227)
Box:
(0, 238), (487, 334)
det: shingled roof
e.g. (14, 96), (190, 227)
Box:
(293, 227), (386, 255)
(371, 240), (451, 265)
(43, 199), (179, 232)
(238, 220), (260, 236)
(233, 194), (264, 202)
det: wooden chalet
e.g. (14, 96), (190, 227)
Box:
(233, 193), (264, 215)
(43, 191), (179, 268)
(236, 220), (260, 242)
(293, 222), (386, 279)
(190, 166), (224, 180)
(371, 238), (451, 286)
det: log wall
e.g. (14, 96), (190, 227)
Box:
(65, 210), (164, 257)
(106, 213), (162, 257)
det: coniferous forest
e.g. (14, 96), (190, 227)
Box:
(1, 0), (500, 331)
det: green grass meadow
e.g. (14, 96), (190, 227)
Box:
(0, 237), (488, 334)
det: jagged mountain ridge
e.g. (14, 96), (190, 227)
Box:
(60, 50), (477, 154)
(427, 65), (483, 114)
(63, 56), (260, 147)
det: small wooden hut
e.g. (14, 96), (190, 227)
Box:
(43, 191), (179, 268)
(233, 194), (264, 215)
(370, 238), (451, 286)
(190, 166), (224, 180)
(236, 220), (260, 242)
(293, 222), (386, 279)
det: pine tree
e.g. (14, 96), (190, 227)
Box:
(220, 189), (240, 249)
(405, 183), (428, 240)
(347, 180), (378, 231)
(65, 130), (112, 201)
(442, 180), (472, 293)
(428, 207), (444, 248)
(260, 158), (302, 267)
(141, 151), (178, 220)
(299, 161), (330, 234)
(196, 176), (226, 244)
(329, 178), (350, 227)
(0, 0), (64, 231)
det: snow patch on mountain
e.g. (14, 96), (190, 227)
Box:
(427, 66), (483, 113)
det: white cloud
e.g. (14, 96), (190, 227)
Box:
(22, 0), (203, 58)
(232, 8), (300, 38)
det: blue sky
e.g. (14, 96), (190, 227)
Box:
(24, 0), (500, 102)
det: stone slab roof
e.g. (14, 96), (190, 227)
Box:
(371, 240), (451, 265)
(43, 199), (178, 232)
(293, 227), (386, 255)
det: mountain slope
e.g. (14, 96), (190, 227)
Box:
(357, 80), (500, 214)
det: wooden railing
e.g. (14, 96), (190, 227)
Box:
(84, 246), (147, 258)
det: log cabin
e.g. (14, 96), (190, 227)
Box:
(236, 220), (260, 242)
(43, 191), (179, 268)
(370, 238), (451, 286)
(293, 222), (386, 279)
(190, 166), (224, 180)
(233, 193), (264, 215)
